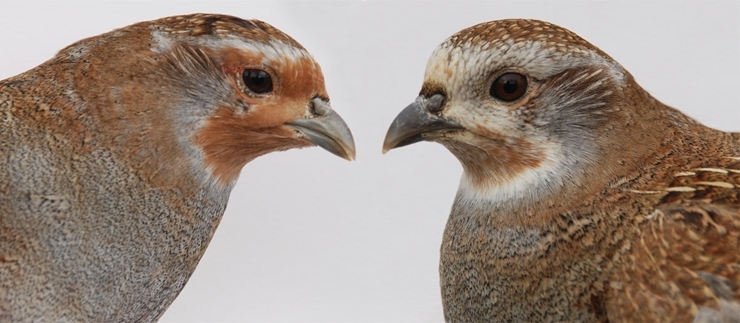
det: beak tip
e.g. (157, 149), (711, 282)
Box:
(329, 144), (356, 162)
(288, 107), (356, 162)
(345, 143), (357, 161)
(333, 144), (355, 161)
(381, 144), (392, 154)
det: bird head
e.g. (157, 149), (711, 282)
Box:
(383, 19), (649, 205)
(64, 14), (355, 187)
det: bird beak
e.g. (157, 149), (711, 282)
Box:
(382, 94), (463, 153)
(287, 98), (356, 161)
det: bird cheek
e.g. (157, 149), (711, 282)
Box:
(471, 124), (507, 142)
(192, 105), (313, 186)
(243, 99), (306, 129)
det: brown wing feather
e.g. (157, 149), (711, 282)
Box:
(608, 158), (740, 322)
(658, 159), (740, 322)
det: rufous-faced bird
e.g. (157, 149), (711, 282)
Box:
(0, 13), (355, 322)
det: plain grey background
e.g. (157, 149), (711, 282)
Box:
(1, 1), (738, 322)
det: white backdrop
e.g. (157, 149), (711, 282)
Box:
(1, 1), (738, 322)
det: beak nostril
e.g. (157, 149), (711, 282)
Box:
(310, 98), (331, 117)
(424, 94), (446, 114)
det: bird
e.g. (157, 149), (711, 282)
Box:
(0, 13), (355, 322)
(383, 19), (739, 322)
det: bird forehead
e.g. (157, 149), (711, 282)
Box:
(424, 38), (599, 88)
(422, 19), (618, 90)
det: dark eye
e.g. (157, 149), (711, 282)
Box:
(242, 69), (273, 94)
(490, 73), (528, 102)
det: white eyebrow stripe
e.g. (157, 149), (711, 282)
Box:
(151, 30), (312, 65)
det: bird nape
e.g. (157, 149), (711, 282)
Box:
(0, 13), (354, 322)
(383, 19), (740, 323)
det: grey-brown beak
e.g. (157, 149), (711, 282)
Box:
(382, 94), (463, 153)
(288, 98), (356, 161)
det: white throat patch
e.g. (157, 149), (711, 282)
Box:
(455, 142), (574, 208)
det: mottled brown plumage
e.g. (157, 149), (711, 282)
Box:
(383, 19), (739, 322)
(0, 14), (354, 322)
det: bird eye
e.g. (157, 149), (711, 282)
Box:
(241, 69), (273, 94)
(490, 73), (528, 102)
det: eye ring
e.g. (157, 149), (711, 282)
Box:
(490, 73), (528, 102)
(241, 69), (273, 94)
